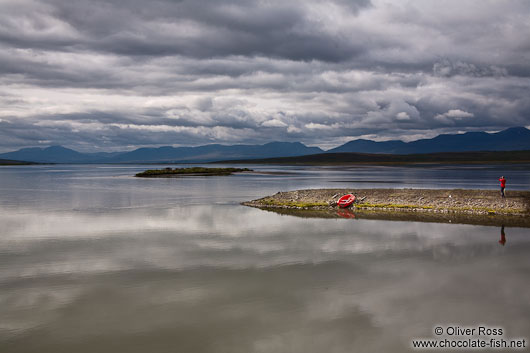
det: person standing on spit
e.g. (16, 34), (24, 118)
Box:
(499, 176), (506, 198)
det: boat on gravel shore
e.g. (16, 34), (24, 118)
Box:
(337, 194), (356, 208)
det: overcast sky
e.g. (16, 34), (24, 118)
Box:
(1, 0), (529, 152)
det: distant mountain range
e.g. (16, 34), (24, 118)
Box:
(0, 127), (528, 164)
(327, 127), (530, 154)
(0, 142), (323, 164)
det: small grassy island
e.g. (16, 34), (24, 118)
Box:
(243, 189), (530, 227)
(0, 159), (36, 165)
(135, 167), (252, 177)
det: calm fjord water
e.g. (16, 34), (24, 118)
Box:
(1, 164), (529, 353)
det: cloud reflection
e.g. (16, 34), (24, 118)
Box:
(1, 205), (529, 352)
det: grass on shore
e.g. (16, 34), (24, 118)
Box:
(259, 199), (329, 208)
(135, 167), (252, 177)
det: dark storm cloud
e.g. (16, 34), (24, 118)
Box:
(2, 0), (372, 61)
(0, 0), (529, 152)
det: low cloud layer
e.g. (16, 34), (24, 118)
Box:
(1, 0), (529, 151)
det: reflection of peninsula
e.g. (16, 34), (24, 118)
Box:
(253, 207), (530, 228)
(135, 167), (252, 177)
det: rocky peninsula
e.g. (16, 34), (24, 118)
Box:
(243, 188), (530, 227)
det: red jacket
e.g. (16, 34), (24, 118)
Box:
(499, 178), (506, 187)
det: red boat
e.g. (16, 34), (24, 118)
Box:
(337, 194), (356, 208)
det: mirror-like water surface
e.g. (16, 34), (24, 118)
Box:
(1, 164), (529, 352)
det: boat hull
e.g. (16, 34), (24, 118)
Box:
(337, 194), (356, 208)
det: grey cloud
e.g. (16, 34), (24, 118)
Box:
(433, 59), (508, 78)
(2, 0), (372, 61)
(0, 0), (529, 151)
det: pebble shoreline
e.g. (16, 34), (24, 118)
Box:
(243, 188), (530, 216)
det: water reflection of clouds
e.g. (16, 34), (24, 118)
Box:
(1, 205), (530, 352)
(1, 205), (529, 278)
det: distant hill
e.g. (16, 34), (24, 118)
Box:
(329, 127), (530, 154)
(0, 146), (121, 164)
(0, 158), (37, 165)
(0, 142), (323, 164)
(1, 127), (528, 163)
(108, 141), (323, 163)
(218, 150), (530, 165)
